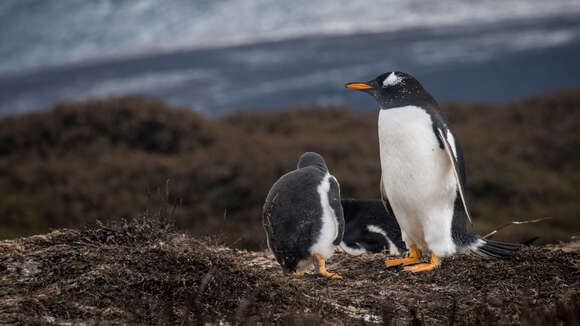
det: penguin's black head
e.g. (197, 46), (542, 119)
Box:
(345, 72), (435, 109)
(297, 152), (328, 171)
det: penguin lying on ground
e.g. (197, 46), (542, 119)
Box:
(262, 152), (344, 278)
(345, 72), (522, 272)
(340, 199), (407, 256)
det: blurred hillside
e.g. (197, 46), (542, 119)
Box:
(0, 91), (579, 250)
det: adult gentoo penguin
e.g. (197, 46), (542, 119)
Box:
(340, 199), (407, 256)
(262, 152), (344, 278)
(345, 72), (522, 272)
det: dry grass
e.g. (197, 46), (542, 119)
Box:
(0, 216), (578, 325)
(0, 91), (579, 250)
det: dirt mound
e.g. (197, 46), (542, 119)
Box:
(1, 217), (578, 325)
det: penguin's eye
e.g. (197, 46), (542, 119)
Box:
(382, 72), (403, 88)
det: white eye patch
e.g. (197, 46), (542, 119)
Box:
(382, 72), (403, 87)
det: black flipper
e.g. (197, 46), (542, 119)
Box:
(436, 128), (472, 226)
(329, 176), (345, 246)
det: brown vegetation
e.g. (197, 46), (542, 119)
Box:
(0, 90), (579, 250)
(1, 216), (578, 325)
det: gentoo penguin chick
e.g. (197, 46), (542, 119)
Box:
(262, 152), (345, 278)
(340, 199), (407, 256)
(345, 72), (522, 272)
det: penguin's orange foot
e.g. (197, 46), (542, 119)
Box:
(403, 263), (438, 272)
(386, 244), (421, 268)
(293, 272), (305, 276)
(313, 253), (342, 279)
(385, 257), (421, 267)
(320, 270), (343, 279)
(403, 253), (441, 273)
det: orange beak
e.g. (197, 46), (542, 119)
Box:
(345, 83), (373, 90)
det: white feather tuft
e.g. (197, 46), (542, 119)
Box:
(387, 238), (401, 255)
(382, 72), (403, 87)
(339, 241), (367, 255)
(367, 224), (387, 237)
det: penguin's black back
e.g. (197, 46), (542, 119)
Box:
(341, 199), (407, 254)
(263, 153), (341, 273)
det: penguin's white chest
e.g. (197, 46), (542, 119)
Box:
(378, 106), (457, 256)
(305, 173), (339, 261)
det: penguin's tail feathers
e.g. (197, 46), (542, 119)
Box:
(470, 237), (523, 259)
